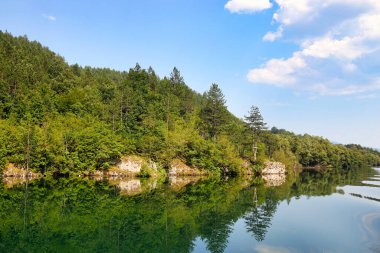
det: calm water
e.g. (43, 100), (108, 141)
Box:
(0, 168), (379, 253)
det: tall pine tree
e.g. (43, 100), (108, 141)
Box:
(245, 106), (267, 161)
(200, 83), (228, 141)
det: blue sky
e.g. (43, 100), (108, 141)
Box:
(1, 0), (379, 148)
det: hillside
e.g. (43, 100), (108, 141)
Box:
(0, 31), (379, 175)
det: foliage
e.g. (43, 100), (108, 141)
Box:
(245, 106), (267, 135)
(0, 31), (379, 175)
(199, 83), (229, 140)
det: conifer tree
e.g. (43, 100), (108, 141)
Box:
(200, 83), (228, 141)
(170, 67), (184, 86)
(245, 106), (267, 161)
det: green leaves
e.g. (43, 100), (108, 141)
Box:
(199, 83), (229, 140)
(245, 106), (267, 135)
(0, 31), (379, 175)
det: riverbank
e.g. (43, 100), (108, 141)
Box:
(1, 157), (291, 190)
(1, 156), (288, 179)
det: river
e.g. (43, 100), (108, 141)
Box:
(0, 167), (379, 253)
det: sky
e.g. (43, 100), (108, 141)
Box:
(0, 0), (380, 148)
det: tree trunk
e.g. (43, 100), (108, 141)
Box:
(120, 99), (123, 126)
(253, 139), (257, 161)
(26, 125), (30, 175)
(166, 97), (170, 133)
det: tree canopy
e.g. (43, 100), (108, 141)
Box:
(0, 31), (379, 175)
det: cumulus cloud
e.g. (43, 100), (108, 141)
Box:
(42, 14), (56, 21)
(271, 0), (377, 27)
(247, 53), (306, 86)
(263, 26), (284, 41)
(225, 0), (272, 13)
(230, 0), (380, 96)
(358, 13), (380, 39)
(273, 0), (314, 25)
(301, 37), (366, 60)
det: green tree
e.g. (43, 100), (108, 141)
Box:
(245, 106), (267, 161)
(200, 84), (228, 141)
(0, 31), (379, 175)
(170, 67), (184, 87)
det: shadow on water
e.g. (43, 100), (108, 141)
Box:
(0, 167), (378, 253)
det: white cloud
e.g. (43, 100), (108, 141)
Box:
(263, 26), (284, 41)
(271, 0), (380, 28)
(247, 53), (305, 86)
(310, 80), (380, 96)
(234, 0), (380, 96)
(301, 36), (367, 60)
(358, 13), (380, 39)
(225, 0), (272, 13)
(42, 14), (56, 21)
(273, 0), (314, 25)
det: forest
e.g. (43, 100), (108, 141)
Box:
(1, 31), (379, 175)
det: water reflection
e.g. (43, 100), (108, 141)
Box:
(2, 177), (30, 188)
(108, 177), (158, 196)
(254, 245), (297, 253)
(262, 174), (286, 187)
(0, 167), (378, 253)
(244, 189), (279, 242)
(361, 212), (380, 242)
(169, 176), (206, 190)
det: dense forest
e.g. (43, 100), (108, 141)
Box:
(0, 31), (379, 175)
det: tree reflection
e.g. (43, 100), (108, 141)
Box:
(200, 210), (234, 253)
(0, 167), (376, 252)
(244, 188), (279, 241)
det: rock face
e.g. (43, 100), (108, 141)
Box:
(108, 155), (158, 177)
(2, 163), (41, 188)
(117, 156), (144, 173)
(2, 163), (40, 178)
(262, 161), (286, 175)
(168, 159), (208, 176)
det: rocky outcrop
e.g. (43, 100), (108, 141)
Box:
(262, 161), (286, 175)
(2, 163), (41, 188)
(117, 156), (145, 173)
(107, 155), (159, 177)
(168, 159), (208, 176)
(2, 163), (41, 178)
